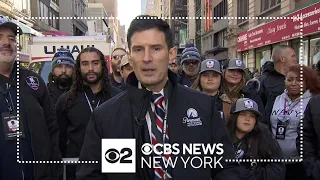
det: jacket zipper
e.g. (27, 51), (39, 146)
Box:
(21, 150), (25, 180)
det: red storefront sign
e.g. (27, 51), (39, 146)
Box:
(237, 2), (320, 52)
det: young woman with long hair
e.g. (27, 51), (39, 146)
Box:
(227, 98), (285, 180)
(265, 64), (320, 180)
(220, 58), (264, 123)
(191, 59), (223, 116)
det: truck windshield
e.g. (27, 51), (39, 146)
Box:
(28, 61), (51, 84)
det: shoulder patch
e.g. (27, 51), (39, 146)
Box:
(26, 76), (39, 90)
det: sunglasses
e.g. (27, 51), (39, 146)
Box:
(184, 61), (199, 65)
(112, 55), (125, 60)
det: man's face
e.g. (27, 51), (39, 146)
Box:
(129, 27), (176, 88)
(52, 64), (74, 87)
(182, 60), (200, 77)
(168, 63), (179, 73)
(80, 52), (103, 84)
(120, 64), (133, 81)
(111, 49), (126, 75)
(282, 48), (297, 67)
(0, 27), (17, 64)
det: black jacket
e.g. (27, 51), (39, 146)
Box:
(76, 71), (240, 180)
(235, 123), (285, 180)
(55, 84), (121, 158)
(258, 62), (285, 106)
(177, 71), (196, 87)
(47, 73), (69, 107)
(0, 66), (63, 179)
(297, 95), (320, 180)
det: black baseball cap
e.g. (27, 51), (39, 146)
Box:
(0, 14), (22, 35)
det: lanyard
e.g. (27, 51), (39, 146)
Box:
(283, 98), (300, 116)
(5, 82), (14, 113)
(84, 93), (100, 112)
(161, 100), (169, 179)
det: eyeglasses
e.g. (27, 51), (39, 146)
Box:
(112, 55), (125, 60)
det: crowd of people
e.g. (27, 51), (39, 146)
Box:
(0, 13), (320, 180)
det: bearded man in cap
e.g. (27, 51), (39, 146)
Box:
(48, 48), (75, 106)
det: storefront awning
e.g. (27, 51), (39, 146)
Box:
(41, 31), (70, 36)
(11, 19), (44, 37)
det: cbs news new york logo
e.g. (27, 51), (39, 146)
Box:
(101, 139), (225, 173)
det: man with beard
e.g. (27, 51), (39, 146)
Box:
(0, 14), (62, 179)
(55, 47), (121, 180)
(109, 47), (127, 88)
(48, 48), (75, 106)
(178, 47), (201, 87)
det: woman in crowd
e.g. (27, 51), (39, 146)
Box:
(265, 64), (320, 180)
(227, 98), (285, 180)
(220, 58), (264, 123)
(298, 94), (320, 180)
(191, 59), (224, 118)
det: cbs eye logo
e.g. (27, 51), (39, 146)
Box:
(105, 148), (132, 164)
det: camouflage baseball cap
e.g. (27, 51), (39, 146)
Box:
(225, 58), (245, 70)
(230, 98), (262, 117)
(0, 14), (22, 35)
(120, 54), (130, 68)
(199, 59), (222, 74)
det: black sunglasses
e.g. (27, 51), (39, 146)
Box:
(112, 55), (125, 60)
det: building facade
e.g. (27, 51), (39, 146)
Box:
(234, 0), (319, 71)
(59, 0), (88, 35)
(170, 0), (188, 48)
(146, 0), (156, 15)
(141, 0), (146, 14)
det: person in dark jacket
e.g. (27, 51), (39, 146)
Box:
(265, 65), (320, 180)
(227, 98), (285, 180)
(109, 47), (127, 88)
(47, 48), (75, 106)
(177, 47), (201, 87)
(297, 95), (320, 180)
(220, 58), (264, 123)
(191, 59), (224, 119)
(0, 14), (62, 180)
(258, 45), (297, 106)
(55, 47), (121, 179)
(119, 54), (133, 91)
(76, 15), (240, 180)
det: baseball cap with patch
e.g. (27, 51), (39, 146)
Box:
(200, 59), (222, 74)
(225, 58), (245, 70)
(231, 98), (262, 117)
(0, 14), (22, 35)
(120, 54), (130, 68)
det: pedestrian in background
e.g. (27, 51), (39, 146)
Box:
(265, 64), (320, 180)
(0, 14), (62, 179)
(55, 47), (121, 180)
(220, 58), (264, 123)
(227, 98), (285, 180)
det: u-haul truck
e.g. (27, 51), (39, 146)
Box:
(28, 35), (112, 84)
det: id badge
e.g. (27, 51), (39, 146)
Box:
(2, 112), (25, 140)
(276, 116), (288, 139)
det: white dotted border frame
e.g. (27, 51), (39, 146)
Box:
(14, 16), (304, 164)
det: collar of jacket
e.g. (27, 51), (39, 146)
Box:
(126, 69), (178, 102)
(282, 89), (312, 102)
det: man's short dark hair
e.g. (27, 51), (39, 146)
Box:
(127, 15), (173, 50)
(112, 47), (126, 56)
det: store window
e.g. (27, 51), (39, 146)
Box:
(255, 47), (271, 70)
(242, 52), (249, 68)
(311, 38), (320, 65)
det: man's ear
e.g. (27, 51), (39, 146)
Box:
(169, 46), (177, 63)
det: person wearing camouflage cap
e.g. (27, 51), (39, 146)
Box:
(220, 58), (265, 122)
(177, 46), (201, 87)
(118, 54), (133, 91)
(48, 48), (75, 106)
(226, 98), (285, 179)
